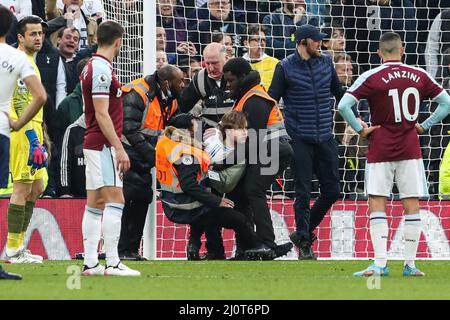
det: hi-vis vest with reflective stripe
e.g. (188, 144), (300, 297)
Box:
(156, 135), (210, 210)
(122, 78), (178, 137)
(233, 84), (288, 140)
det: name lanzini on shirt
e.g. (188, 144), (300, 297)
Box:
(382, 70), (421, 84)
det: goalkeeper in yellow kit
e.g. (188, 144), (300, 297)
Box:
(4, 16), (48, 264)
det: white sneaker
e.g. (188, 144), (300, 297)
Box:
(21, 249), (43, 262)
(4, 251), (42, 264)
(104, 262), (141, 277)
(81, 263), (105, 276)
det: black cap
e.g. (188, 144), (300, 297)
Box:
(295, 24), (327, 44)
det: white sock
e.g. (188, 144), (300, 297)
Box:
(82, 206), (103, 268)
(102, 203), (124, 267)
(404, 213), (422, 268)
(370, 212), (389, 268)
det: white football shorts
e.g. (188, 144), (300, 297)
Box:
(365, 159), (429, 199)
(84, 145), (123, 190)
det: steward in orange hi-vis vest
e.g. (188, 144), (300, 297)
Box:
(233, 83), (288, 141)
(155, 114), (277, 260)
(222, 60), (294, 258)
(121, 77), (178, 139)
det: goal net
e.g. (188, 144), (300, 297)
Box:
(103, 0), (450, 260)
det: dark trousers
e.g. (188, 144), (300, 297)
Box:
(189, 207), (259, 256)
(228, 139), (293, 249)
(292, 136), (340, 243)
(118, 169), (153, 255)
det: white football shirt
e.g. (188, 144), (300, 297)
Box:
(0, 43), (36, 137)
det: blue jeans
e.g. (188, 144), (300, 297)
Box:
(291, 136), (340, 244)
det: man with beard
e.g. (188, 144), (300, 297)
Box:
(268, 24), (346, 260)
(117, 64), (184, 260)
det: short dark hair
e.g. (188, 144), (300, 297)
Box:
(76, 57), (90, 77)
(57, 26), (81, 39)
(168, 113), (195, 130)
(0, 5), (13, 38)
(97, 20), (124, 46)
(223, 57), (252, 78)
(379, 31), (402, 54)
(17, 15), (43, 36)
(247, 24), (266, 38)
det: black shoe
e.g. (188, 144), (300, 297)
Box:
(0, 266), (22, 280)
(119, 251), (147, 261)
(298, 243), (317, 260)
(274, 242), (293, 258)
(245, 245), (277, 261)
(200, 252), (226, 260)
(289, 231), (302, 248)
(186, 243), (201, 261)
(228, 249), (246, 261)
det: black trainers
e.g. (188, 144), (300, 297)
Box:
(245, 245), (277, 261)
(228, 249), (246, 261)
(274, 242), (293, 258)
(119, 252), (148, 261)
(200, 252), (226, 260)
(298, 243), (317, 260)
(0, 266), (22, 280)
(186, 243), (201, 261)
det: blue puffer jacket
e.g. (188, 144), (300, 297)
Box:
(279, 51), (338, 143)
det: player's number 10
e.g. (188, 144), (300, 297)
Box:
(388, 87), (420, 123)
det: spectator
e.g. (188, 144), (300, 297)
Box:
(304, 0), (329, 26)
(425, 9), (450, 80)
(156, 49), (168, 70)
(179, 57), (201, 85)
(57, 26), (96, 96)
(1, 0), (32, 21)
(331, 0), (417, 72)
(156, 26), (176, 64)
(118, 65), (184, 261)
(321, 25), (345, 59)
(263, 0), (319, 60)
(59, 114), (86, 197)
(46, 0), (98, 49)
(179, 42), (235, 128)
(157, 0), (193, 59)
(55, 0), (105, 20)
(333, 53), (368, 198)
(188, 0), (246, 55)
(268, 25), (344, 259)
(242, 24), (279, 90)
(54, 57), (89, 139)
(211, 32), (235, 59)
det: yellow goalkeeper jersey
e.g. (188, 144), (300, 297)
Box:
(10, 53), (43, 131)
(244, 53), (279, 91)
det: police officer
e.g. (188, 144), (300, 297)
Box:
(118, 65), (185, 260)
(180, 42), (235, 129)
(156, 113), (276, 260)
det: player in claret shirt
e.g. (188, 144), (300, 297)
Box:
(80, 20), (139, 277)
(338, 32), (450, 277)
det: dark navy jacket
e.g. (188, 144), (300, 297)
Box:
(268, 50), (344, 143)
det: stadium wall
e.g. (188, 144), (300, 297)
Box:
(1, 199), (449, 260)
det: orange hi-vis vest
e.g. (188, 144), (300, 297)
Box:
(156, 135), (210, 210)
(233, 84), (288, 140)
(122, 78), (178, 137)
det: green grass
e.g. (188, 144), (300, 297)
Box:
(1, 260), (450, 300)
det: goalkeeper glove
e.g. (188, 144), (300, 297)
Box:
(25, 129), (47, 170)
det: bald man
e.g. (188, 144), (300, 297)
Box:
(180, 42), (235, 128)
(117, 64), (184, 261)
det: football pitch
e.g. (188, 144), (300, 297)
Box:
(1, 260), (450, 300)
